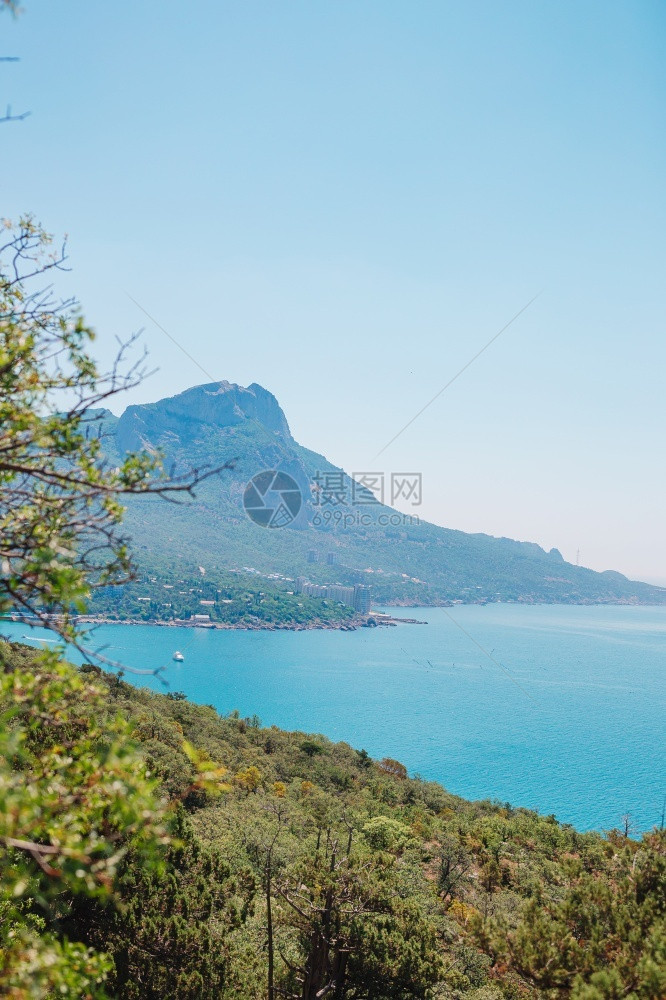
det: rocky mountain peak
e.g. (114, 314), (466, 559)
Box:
(115, 380), (292, 453)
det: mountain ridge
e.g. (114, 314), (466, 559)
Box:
(96, 381), (666, 607)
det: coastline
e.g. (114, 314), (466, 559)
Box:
(2, 613), (428, 632)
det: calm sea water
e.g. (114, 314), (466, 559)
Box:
(3, 604), (665, 833)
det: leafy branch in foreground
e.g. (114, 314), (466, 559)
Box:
(0, 217), (233, 659)
(0, 210), (237, 993)
(0, 641), (237, 998)
(0, 644), (169, 996)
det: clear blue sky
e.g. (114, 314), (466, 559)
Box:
(3, 1), (665, 582)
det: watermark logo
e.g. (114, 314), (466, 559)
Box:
(243, 470), (302, 528)
(243, 469), (422, 529)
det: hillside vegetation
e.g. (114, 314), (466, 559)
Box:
(86, 568), (359, 629)
(1, 640), (664, 999)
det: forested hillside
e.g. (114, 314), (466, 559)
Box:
(2, 640), (663, 999)
(86, 568), (359, 628)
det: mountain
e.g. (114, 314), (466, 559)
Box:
(97, 381), (666, 606)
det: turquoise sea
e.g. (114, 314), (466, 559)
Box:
(3, 604), (665, 833)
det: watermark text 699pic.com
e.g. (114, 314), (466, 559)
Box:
(312, 471), (421, 528)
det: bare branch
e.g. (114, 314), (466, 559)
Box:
(0, 218), (234, 674)
(0, 104), (30, 123)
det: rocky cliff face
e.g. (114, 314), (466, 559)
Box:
(115, 381), (292, 454)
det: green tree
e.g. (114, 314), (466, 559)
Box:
(62, 806), (254, 1000)
(0, 218), (224, 655)
(0, 643), (168, 996)
(479, 830), (666, 999)
(0, 213), (228, 993)
(275, 820), (443, 998)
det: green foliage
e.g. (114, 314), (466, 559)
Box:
(0, 220), (154, 640)
(1, 640), (665, 996)
(10, 641), (665, 998)
(299, 738), (326, 757)
(0, 644), (169, 996)
(63, 807), (253, 1000)
(85, 566), (357, 628)
(362, 816), (413, 852)
(0, 220), (222, 649)
(483, 832), (666, 999)
(275, 833), (443, 998)
(0, 214), (230, 992)
(0, 904), (112, 1000)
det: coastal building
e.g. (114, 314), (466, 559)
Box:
(326, 552), (337, 565)
(307, 550), (318, 564)
(326, 585), (355, 605)
(294, 578), (371, 613)
(353, 585), (371, 613)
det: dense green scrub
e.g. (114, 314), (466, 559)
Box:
(85, 569), (357, 628)
(1, 640), (664, 999)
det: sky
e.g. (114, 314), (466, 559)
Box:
(2, 1), (665, 582)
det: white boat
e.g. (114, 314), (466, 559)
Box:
(173, 651), (184, 662)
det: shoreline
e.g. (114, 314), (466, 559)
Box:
(5, 599), (665, 635)
(3, 613), (429, 633)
